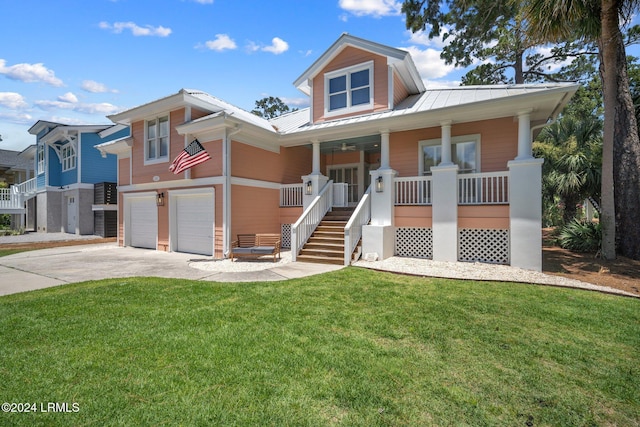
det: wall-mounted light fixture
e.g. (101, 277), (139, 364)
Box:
(156, 192), (165, 206)
(305, 180), (313, 195)
(375, 176), (384, 193)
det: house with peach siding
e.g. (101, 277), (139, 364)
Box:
(97, 34), (578, 271)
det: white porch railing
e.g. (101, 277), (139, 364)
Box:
(280, 183), (303, 207)
(344, 185), (371, 265)
(291, 180), (334, 261)
(458, 171), (509, 205)
(395, 176), (432, 205)
(0, 188), (22, 210)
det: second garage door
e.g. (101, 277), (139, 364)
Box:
(175, 192), (214, 256)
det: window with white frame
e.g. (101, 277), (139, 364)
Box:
(419, 135), (480, 175)
(61, 144), (76, 171)
(146, 116), (169, 162)
(325, 61), (373, 116)
(37, 144), (45, 174)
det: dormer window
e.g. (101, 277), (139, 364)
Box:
(324, 61), (373, 117)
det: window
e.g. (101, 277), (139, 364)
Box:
(419, 135), (480, 175)
(61, 144), (76, 171)
(37, 145), (45, 174)
(146, 116), (169, 162)
(325, 61), (373, 116)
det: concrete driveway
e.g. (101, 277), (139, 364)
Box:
(0, 243), (342, 296)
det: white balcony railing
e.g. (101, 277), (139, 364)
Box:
(280, 183), (303, 207)
(291, 180), (333, 261)
(15, 177), (37, 196)
(344, 185), (371, 265)
(395, 176), (432, 205)
(458, 172), (509, 205)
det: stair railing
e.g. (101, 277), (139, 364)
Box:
(291, 180), (333, 262)
(343, 184), (372, 266)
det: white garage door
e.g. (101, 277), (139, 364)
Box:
(175, 193), (214, 256)
(129, 197), (157, 249)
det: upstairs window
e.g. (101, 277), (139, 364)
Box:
(146, 116), (169, 163)
(325, 61), (373, 117)
(61, 144), (76, 171)
(37, 145), (45, 174)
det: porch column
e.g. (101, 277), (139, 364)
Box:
(516, 110), (532, 160)
(440, 121), (453, 165)
(380, 130), (390, 169)
(362, 129), (396, 261)
(431, 164), (459, 262)
(508, 157), (544, 271)
(302, 140), (328, 210)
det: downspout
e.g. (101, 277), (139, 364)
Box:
(222, 121), (241, 258)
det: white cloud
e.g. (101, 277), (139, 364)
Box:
(262, 37), (289, 55)
(280, 97), (309, 108)
(0, 92), (28, 109)
(245, 41), (260, 53)
(99, 21), (172, 37)
(192, 0), (213, 3)
(0, 59), (64, 87)
(529, 46), (575, 73)
(0, 111), (33, 124)
(406, 28), (450, 49)
(81, 80), (117, 93)
(58, 92), (78, 103)
(338, 0), (401, 17)
(35, 97), (120, 115)
(203, 34), (237, 52)
(401, 46), (457, 80)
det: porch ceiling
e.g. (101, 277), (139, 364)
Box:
(319, 134), (381, 154)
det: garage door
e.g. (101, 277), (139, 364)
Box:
(175, 192), (214, 256)
(129, 197), (157, 249)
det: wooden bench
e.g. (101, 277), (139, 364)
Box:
(230, 233), (281, 262)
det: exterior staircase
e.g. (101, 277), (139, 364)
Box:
(297, 207), (360, 265)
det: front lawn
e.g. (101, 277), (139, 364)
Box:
(0, 268), (638, 426)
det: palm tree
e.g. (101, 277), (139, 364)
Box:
(534, 116), (602, 224)
(522, 0), (640, 260)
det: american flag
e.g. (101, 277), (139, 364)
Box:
(169, 139), (211, 174)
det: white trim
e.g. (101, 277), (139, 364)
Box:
(230, 177), (281, 190)
(324, 61), (374, 118)
(92, 204), (118, 211)
(418, 134), (482, 175)
(118, 176), (225, 193)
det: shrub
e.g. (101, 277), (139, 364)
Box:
(559, 219), (602, 253)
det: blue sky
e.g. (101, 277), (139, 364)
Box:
(0, 0), (473, 151)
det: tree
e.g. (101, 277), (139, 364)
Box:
(522, 0), (640, 260)
(251, 96), (297, 119)
(401, 0), (597, 84)
(534, 116), (602, 225)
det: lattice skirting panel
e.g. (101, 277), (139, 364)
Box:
(395, 227), (433, 259)
(281, 224), (292, 249)
(458, 228), (509, 265)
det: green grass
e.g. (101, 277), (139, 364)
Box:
(0, 249), (31, 258)
(0, 268), (638, 426)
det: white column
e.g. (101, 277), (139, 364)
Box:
(312, 140), (321, 175)
(508, 158), (544, 271)
(431, 163), (459, 262)
(302, 140), (328, 210)
(362, 168), (396, 261)
(516, 110), (532, 160)
(440, 121), (453, 165)
(380, 130), (390, 169)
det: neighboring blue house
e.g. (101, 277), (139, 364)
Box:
(26, 120), (129, 235)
